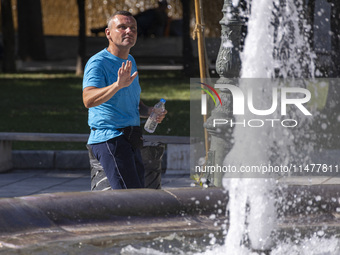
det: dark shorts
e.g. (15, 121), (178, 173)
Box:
(89, 135), (145, 189)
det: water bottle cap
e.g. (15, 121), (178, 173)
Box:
(160, 98), (166, 103)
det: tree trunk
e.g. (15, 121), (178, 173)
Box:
(181, 0), (195, 76)
(76, 0), (86, 76)
(306, 0), (315, 49)
(330, 1), (340, 77)
(1, 0), (16, 72)
(17, 0), (46, 61)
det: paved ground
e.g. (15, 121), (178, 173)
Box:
(0, 168), (340, 198)
(0, 169), (194, 198)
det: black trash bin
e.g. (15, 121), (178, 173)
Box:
(141, 141), (165, 189)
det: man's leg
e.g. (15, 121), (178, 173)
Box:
(134, 148), (145, 188)
(90, 136), (144, 189)
(87, 145), (111, 191)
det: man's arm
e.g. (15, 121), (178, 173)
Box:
(83, 61), (138, 108)
(139, 100), (152, 118)
(139, 100), (168, 123)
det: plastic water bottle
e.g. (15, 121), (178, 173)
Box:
(144, 98), (166, 133)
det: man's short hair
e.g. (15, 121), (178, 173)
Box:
(107, 11), (134, 28)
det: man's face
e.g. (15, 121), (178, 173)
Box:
(106, 15), (137, 49)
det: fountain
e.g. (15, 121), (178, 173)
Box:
(194, 0), (340, 254)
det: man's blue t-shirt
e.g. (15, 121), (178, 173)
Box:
(83, 49), (141, 144)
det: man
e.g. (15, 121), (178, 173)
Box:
(82, 11), (167, 189)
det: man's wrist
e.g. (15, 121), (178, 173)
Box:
(148, 107), (153, 116)
(139, 104), (151, 118)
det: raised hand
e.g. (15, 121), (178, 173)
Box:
(116, 61), (138, 89)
